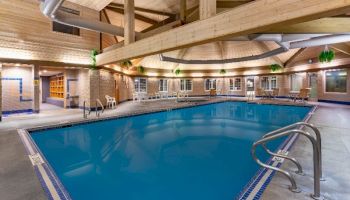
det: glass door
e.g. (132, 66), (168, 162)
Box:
(308, 73), (318, 101)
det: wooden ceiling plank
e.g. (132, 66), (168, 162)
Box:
(97, 0), (350, 66)
(330, 43), (350, 56)
(67, 0), (114, 11)
(284, 48), (307, 67)
(217, 0), (252, 8)
(255, 41), (284, 66)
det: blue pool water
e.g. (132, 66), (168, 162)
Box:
(31, 102), (311, 200)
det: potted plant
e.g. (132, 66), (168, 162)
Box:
(120, 60), (133, 68)
(269, 64), (282, 72)
(137, 65), (145, 74)
(219, 69), (226, 74)
(319, 46), (335, 63)
(90, 49), (98, 70)
(174, 68), (181, 76)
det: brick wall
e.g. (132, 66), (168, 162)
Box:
(1, 65), (33, 113)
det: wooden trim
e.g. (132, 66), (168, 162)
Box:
(0, 58), (90, 68)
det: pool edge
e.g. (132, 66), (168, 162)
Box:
(236, 105), (318, 200)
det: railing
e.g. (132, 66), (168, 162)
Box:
(83, 100), (91, 119)
(251, 122), (324, 200)
(95, 99), (104, 117)
(83, 99), (104, 118)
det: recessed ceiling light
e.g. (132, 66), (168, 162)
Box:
(43, 70), (48, 73)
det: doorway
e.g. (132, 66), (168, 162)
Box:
(308, 73), (318, 101)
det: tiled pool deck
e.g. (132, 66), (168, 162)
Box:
(0, 97), (349, 200)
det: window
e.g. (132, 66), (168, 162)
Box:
(325, 70), (347, 93)
(134, 77), (147, 93)
(290, 73), (303, 91)
(261, 76), (277, 90)
(230, 78), (242, 91)
(204, 79), (216, 91)
(52, 7), (80, 36)
(159, 79), (168, 92)
(180, 79), (192, 91)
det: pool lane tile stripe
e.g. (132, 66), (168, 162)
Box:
(237, 105), (317, 200)
(17, 129), (71, 200)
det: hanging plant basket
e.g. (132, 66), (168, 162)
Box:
(120, 60), (133, 68)
(137, 65), (145, 74)
(269, 64), (282, 72)
(90, 49), (98, 70)
(219, 69), (226, 74)
(174, 68), (181, 76)
(319, 47), (335, 63)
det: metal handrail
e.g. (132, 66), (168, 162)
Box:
(261, 144), (304, 175)
(83, 100), (91, 119)
(263, 122), (323, 180)
(96, 99), (104, 117)
(252, 129), (323, 199)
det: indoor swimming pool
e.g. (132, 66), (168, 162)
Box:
(29, 102), (311, 200)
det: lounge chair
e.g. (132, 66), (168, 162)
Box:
(295, 88), (309, 103)
(256, 88), (268, 99)
(272, 88), (279, 99)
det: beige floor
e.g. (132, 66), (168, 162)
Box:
(0, 97), (349, 200)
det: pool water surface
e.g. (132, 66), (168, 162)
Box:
(31, 102), (311, 200)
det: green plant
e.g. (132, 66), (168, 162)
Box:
(174, 68), (181, 76)
(137, 65), (145, 74)
(219, 69), (226, 74)
(90, 49), (98, 70)
(269, 64), (282, 72)
(120, 60), (133, 68)
(319, 49), (335, 63)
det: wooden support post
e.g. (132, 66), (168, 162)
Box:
(124, 0), (135, 45)
(180, 0), (187, 23)
(199, 0), (216, 19)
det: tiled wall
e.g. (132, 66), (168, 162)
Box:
(1, 65), (33, 113)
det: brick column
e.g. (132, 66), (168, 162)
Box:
(89, 69), (100, 109)
(0, 63), (2, 121)
(33, 65), (40, 113)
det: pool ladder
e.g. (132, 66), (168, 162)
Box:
(83, 99), (104, 119)
(251, 122), (324, 200)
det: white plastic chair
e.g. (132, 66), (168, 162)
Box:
(105, 95), (117, 109)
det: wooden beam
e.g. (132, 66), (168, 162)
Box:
(124, 0), (135, 45)
(106, 7), (158, 24)
(97, 0), (350, 66)
(217, 0), (252, 8)
(330, 43), (350, 56)
(199, 0), (216, 20)
(102, 9), (118, 43)
(265, 17), (350, 33)
(172, 48), (189, 70)
(108, 3), (175, 17)
(284, 48), (307, 67)
(138, 20), (182, 40)
(180, 0), (187, 23)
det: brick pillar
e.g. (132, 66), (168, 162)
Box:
(0, 63), (2, 121)
(33, 65), (40, 113)
(89, 69), (100, 109)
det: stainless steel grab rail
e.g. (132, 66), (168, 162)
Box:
(261, 144), (304, 175)
(83, 100), (91, 119)
(96, 99), (104, 117)
(263, 122), (323, 180)
(252, 127), (323, 200)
